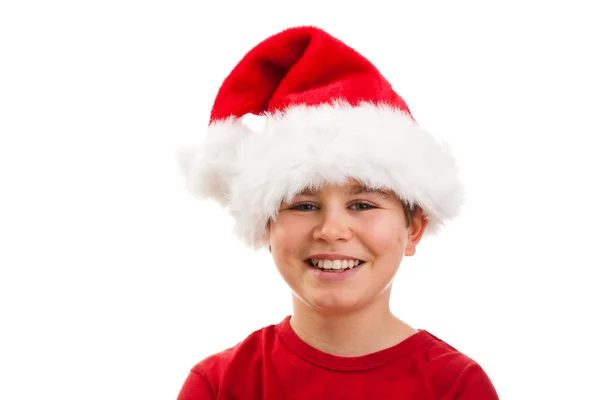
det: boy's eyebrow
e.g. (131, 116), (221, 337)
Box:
(297, 184), (393, 198)
(347, 184), (393, 199)
(298, 187), (317, 196)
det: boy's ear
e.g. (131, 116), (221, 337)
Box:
(405, 208), (428, 257)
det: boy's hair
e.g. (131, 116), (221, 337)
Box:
(402, 202), (418, 227)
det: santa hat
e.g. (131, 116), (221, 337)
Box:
(179, 26), (464, 249)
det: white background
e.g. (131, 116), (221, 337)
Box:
(1, 1), (599, 399)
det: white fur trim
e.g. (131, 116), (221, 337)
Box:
(180, 102), (464, 249)
(178, 116), (250, 206)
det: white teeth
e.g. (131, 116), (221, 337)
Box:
(309, 258), (363, 271)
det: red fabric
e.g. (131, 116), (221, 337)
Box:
(177, 316), (499, 399)
(209, 26), (411, 123)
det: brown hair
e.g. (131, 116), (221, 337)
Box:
(402, 201), (419, 227)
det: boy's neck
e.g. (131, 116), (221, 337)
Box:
(288, 293), (418, 357)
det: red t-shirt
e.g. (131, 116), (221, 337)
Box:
(177, 316), (499, 399)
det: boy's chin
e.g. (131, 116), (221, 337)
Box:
(302, 291), (369, 315)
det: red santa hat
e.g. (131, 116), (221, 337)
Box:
(179, 26), (464, 249)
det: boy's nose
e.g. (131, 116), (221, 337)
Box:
(312, 210), (353, 243)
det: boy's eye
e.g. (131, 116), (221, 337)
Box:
(291, 203), (318, 211)
(288, 202), (376, 211)
(350, 202), (376, 211)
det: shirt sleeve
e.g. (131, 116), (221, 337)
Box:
(177, 370), (214, 400)
(454, 364), (500, 400)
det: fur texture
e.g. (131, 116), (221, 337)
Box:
(177, 116), (250, 206)
(180, 101), (464, 249)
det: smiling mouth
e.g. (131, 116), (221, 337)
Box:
(304, 258), (366, 272)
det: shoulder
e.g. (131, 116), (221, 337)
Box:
(193, 321), (278, 375)
(191, 325), (277, 391)
(417, 331), (499, 399)
(178, 320), (281, 399)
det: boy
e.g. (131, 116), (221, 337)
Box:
(177, 26), (499, 399)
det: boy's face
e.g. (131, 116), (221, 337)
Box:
(268, 179), (428, 314)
